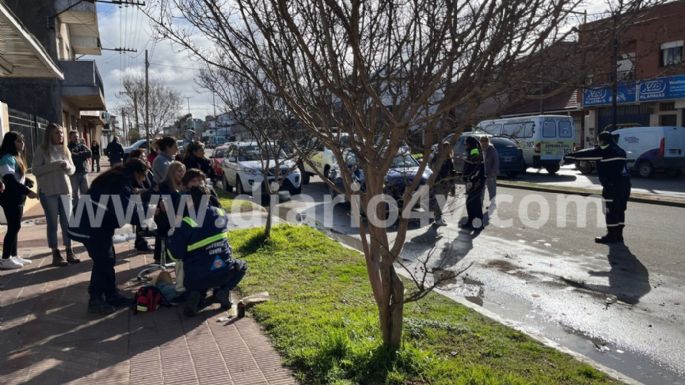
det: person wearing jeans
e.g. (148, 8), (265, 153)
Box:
(0, 132), (37, 270)
(32, 123), (80, 266)
(480, 136), (499, 213)
(67, 131), (92, 208)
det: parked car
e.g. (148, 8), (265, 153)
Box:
(209, 143), (230, 185)
(477, 115), (575, 174)
(437, 132), (527, 178)
(576, 126), (685, 177)
(300, 133), (350, 184)
(123, 139), (150, 160)
(221, 142), (302, 197)
(329, 148), (433, 203)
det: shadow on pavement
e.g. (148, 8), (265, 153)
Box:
(586, 244), (651, 305)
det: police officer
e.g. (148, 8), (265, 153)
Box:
(566, 131), (631, 244)
(461, 136), (486, 231)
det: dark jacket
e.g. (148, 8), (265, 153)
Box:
(566, 144), (630, 185)
(67, 172), (143, 242)
(462, 147), (485, 193)
(183, 155), (215, 179)
(432, 154), (456, 189)
(91, 144), (101, 159)
(166, 206), (245, 291)
(0, 154), (32, 207)
(68, 141), (92, 174)
(105, 141), (125, 164)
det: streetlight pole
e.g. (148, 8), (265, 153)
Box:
(611, 13), (618, 132)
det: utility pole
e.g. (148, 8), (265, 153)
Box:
(133, 90), (139, 137)
(145, 49), (150, 151)
(611, 13), (618, 132)
(185, 96), (192, 115)
(121, 108), (127, 145)
(212, 89), (217, 117)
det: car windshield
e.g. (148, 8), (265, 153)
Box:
(391, 154), (418, 168)
(214, 148), (226, 157)
(237, 145), (287, 161)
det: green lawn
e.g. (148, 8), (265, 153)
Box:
(229, 225), (621, 385)
(216, 188), (264, 213)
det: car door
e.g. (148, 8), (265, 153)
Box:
(224, 145), (239, 185)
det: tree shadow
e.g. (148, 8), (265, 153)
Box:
(585, 244), (651, 305)
(236, 231), (268, 254)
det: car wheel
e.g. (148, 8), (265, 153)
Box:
(638, 161), (654, 178)
(236, 176), (245, 195)
(323, 165), (330, 180)
(577, 160), (594, 175)
(289, 185), (302, 195)
(545, 164), (560, 175)
(302, 172), (310, 185)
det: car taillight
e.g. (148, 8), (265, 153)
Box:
(658, 137), (665, 157)
(534, 143), (541, 153)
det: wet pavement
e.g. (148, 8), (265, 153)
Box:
(270, 178), (685, 385)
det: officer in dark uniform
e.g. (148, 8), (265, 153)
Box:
(566, 131), (631, 244)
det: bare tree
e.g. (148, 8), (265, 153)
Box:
(146, 0), (600, 350)
(198, 66), (312, 239)
(121, 74), (183, 136)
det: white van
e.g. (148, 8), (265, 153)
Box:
(611, 126), (685, 177)
(477, 115), (575, 174)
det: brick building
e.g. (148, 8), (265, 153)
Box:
(581, 1), (685, 136)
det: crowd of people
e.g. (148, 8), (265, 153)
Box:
(0, 125), (244, 317)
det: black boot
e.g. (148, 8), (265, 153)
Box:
(65, 247), (81, 264)
(595, 227), (620, 244)
(106, 291), (134, 308)
(617, 225), (625, 243)
(51, 249), (68, 267)
(183, 291), (203, 317)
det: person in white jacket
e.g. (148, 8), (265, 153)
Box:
(32, 123), (80, 266)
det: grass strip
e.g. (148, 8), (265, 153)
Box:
(230, 224), (621, 385)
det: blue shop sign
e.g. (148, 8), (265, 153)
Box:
(638, 75), (685, 101)
(582, 83), (637, 106)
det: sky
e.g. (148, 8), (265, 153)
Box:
(88, 1), (610, 124)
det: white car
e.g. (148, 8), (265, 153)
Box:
(221, 142), (302, 196)
(300, 133), (350, 184)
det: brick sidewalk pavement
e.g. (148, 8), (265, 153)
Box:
(0, 212), (297, 384)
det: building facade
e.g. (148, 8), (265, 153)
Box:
(0, 0), (105, 147)
(580, 1), (685, 134)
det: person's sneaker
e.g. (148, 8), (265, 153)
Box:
(11, 256), (32, 265)
(0, 258), (23, 270)
(135, 242), (153, 253)
(105, 292), (134, 308)
(87, 297), (117, 315)
(183, 291), (202, 317)
(214, 288), (232, 310)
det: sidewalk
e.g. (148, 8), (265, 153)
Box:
(0, 199), (297, 384)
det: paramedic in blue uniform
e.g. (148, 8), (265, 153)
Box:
(68, 158), (150, 314)
(565, 131), (631, 244)
(166, 185), (247, 317)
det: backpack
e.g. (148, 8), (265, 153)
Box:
(132, 285), (168, 314)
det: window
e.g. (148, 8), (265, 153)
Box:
(542, 121), (557, 138)
(660, 41), (683, 67)
(558, 120), (573, 138)
(502, 122), (534, 138)
(660, 114), (677, 126)
(660, 102), (676, 111)
(483, 124), (501, 135)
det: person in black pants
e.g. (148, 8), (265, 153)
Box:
(0, 132), (38, 270)
(68, 159), (150, 314)
(461, 136), (485, 231)
(91, 140), (101, 172)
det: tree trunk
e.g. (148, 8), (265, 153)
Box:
(265, 195), (273, 239)
(378, 263), (404, 350)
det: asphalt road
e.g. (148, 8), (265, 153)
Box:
(272, 179), (685, 384)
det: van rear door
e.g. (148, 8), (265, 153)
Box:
(663, 126), (685, 158)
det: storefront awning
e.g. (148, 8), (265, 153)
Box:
(0, 3), (64, 79)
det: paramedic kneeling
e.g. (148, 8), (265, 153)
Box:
(166, 186), (247, 317)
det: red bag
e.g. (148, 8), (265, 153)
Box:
(132, 285), (166, 314)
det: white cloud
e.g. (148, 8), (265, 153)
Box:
(84, 4), (218, 121)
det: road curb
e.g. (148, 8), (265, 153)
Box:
(497, 180), (685, 208)
(274, 205), (645, 385)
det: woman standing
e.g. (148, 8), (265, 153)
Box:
(68, 159), (150, 314)
(91, 140), (101, 173)
(0, 132), (38, 269)
(32, 123), (80, 266)
(153, 161), (186, 263)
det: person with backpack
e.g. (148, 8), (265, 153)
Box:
(166, 185), (247, 317)
(105, 136), (124, 167)
(0, 132), (38, 270)
(68, 158), (150, 314)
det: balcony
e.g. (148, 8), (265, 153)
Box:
(60, 60), (105, 110)
(55, 0), (101, 55)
